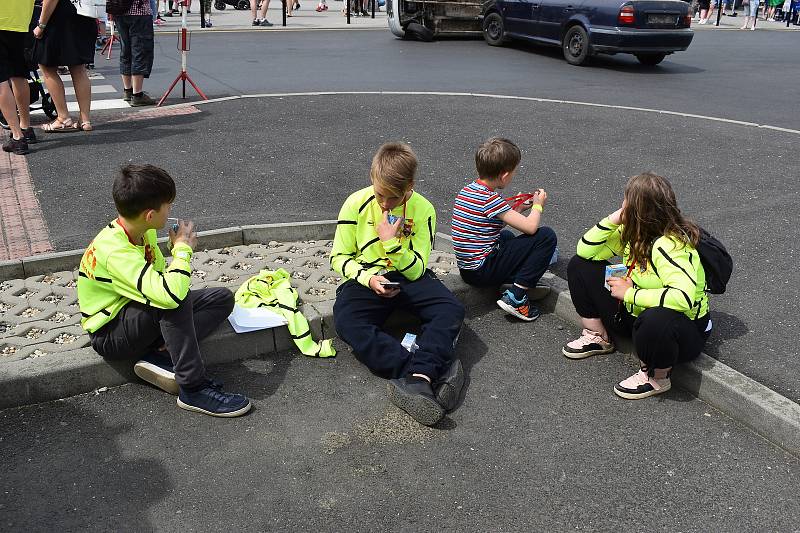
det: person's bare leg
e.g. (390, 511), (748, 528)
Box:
(0, 82), (23, 139)
(121, 74), (132, 90)
(39, 65), (70, 122)
(131, 74), (144, 93)
(581, 317), (610, 341)
(261, 0), (271, 18)
(68, 65), (92, 126)
(9, 77), (30, 130)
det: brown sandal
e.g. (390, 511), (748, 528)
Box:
(42, 117), (77, 133)
(75, 121), (93, 132)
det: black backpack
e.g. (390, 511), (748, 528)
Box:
(696, 227), (733, 294)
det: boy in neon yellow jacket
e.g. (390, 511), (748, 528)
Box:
(78, 165), (250, 417)
(331, 142), (465, 427)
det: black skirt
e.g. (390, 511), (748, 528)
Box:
(32, 0), (97, 67)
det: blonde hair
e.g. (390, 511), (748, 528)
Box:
(370, 142), (418, 197)
(475, 137), (521, 180)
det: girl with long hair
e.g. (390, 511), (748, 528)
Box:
(563, 172), (711, 399)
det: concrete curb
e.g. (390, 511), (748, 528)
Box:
(437, 234), (800, 458)
(1, 224), (798, 458)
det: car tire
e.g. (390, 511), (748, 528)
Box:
(404, 21), (434, 42)
(635, 53), (667, 66)
(562, 25), (590, 66)
(483, 12), (506, 46)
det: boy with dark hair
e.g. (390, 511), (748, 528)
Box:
(78, 164), (251, 417)
(451, 137), (557, 321)
(331, 142), (465, 427)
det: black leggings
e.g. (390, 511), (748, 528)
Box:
(567, 256), (710, 370)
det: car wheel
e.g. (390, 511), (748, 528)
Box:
(483, 12), (506, 46)
(635, 53), (667, 66)
(562, 25), (590, 66)
(214, 1), (226, 9)
(404, 21), (434, 42)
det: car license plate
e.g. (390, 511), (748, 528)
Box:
(648, 13), (677, 25)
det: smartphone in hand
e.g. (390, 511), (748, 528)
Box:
(380, 281), (401, 288)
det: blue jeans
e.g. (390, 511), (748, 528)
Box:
(150, 0), (158, 19)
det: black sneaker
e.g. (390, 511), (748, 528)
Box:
(259, 18), (273, 26)
(22, 128), (37, 144)
(123, 88), (133, 102)
(133, 352), (178, 395)
(2, 136), (29, 155)
(434, 358), (464, 411)
(252, 18), (260, 25)
(177, 380), (252, 417)
(387, 376), (445, 426)
(130, 92), (157, 107)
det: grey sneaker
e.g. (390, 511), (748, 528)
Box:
(259, 18), (273, 26)
(434, 358), (464, 411)
(388, 376), (445, 426)
(130, 92), (157, 107)
(123, 88), (133, 102)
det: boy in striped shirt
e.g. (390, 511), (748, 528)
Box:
(451, 138), (557, 321)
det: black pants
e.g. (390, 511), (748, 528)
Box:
(567, 255), (710, 370)
(115, 15), (154, 77)
(459, 227), (557, 289)
(90, 288), (234, 388)
(333, 270), (465, 380)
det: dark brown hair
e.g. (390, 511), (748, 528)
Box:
(620, 172), (700, 269)
(475, 137), (521, 180)
(112, 165), (176, 218)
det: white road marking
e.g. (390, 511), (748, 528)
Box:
(65, 84), (117, 96)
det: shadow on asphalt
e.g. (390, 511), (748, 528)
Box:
(702, 310), (750, 359)
(209, 351), (293, 402)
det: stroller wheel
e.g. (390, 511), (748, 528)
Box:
(0, 111), (8, 130)
(42, 94), (57, 120)
(214, 0), (225, 8)
(237, 0), (250, 9)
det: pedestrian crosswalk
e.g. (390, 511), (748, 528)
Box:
(32, 69), (129, 116)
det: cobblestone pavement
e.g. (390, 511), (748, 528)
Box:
(0, 239), (458, 364)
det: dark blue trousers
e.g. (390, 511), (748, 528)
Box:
(459, 227), (557, 288)
(333, 270), (465, 380)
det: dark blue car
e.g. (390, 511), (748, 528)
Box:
(482, 0), (694, 65)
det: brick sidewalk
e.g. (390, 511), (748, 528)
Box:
(0, 152), (52, 261)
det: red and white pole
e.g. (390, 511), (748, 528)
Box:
(157, 0), (208, 106)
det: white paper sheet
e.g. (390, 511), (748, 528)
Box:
(228, 304), (288, 334)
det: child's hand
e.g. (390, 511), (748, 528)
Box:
(607, 276), (632, 301)
(609, 199), (626, 225)
(531, 188), (547, 208)
(377, 211), (403, 241)
(170, 219), (198, 250)
(369, 275), (401, 298)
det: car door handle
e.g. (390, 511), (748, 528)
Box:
(564, 4), (574, 10)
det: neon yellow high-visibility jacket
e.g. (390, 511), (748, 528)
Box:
(235, 269), (335, 358)
(330, 186), (436, 287)
(577, 217), (709, 321)
(78, 219), (194, 333)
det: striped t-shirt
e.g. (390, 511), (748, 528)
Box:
(451, 181), (511, 270)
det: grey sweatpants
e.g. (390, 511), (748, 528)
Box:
(90, 288), (234, 388)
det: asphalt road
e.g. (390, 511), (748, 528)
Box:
(26, 92), (800, 404)
(2, 312), (798, 532)
(141, 28), (800, 130)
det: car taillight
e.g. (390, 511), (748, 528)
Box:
(618, 5), (635, 25)
(684, 14), (692, 26)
